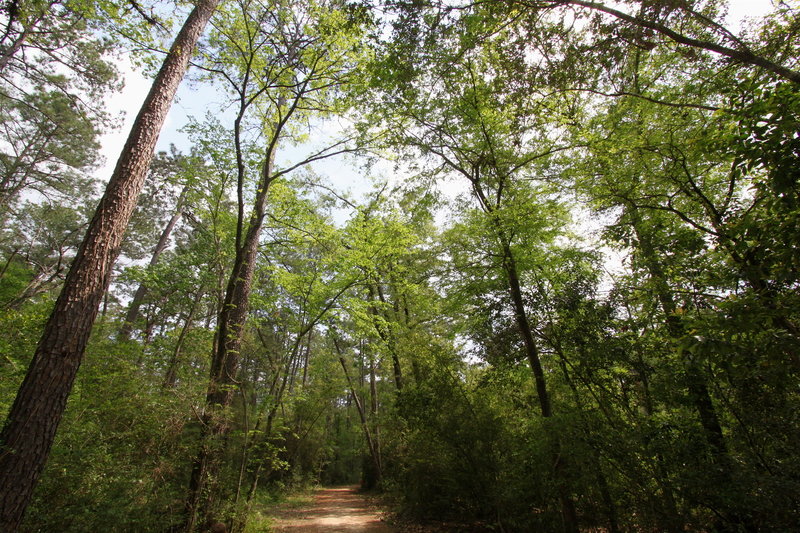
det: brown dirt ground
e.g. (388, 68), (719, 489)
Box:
(270, 486), (396, 532)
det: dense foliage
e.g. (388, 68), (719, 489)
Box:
(1, 0), (798, 531)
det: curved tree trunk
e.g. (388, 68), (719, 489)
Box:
(0, 1), (220, 529)
(501, 242), (579, 533)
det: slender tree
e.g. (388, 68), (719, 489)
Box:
(180, 1), (365, 527)
(333, 333), (383, 486)
(373, 30), (582, 525)
(119, 186), (188, 341)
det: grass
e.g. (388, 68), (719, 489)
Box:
(242, 484), (318, 532)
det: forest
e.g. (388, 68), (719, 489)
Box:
(0, 0), (799, 531)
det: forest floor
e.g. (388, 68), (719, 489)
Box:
(268, 486), (395, 532)
(265, 486), (494, 532)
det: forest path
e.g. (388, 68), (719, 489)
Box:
(269, 486), (395, 532)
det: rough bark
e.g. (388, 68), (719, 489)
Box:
(0, 1), (218, 529)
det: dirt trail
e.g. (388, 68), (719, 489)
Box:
(270, 486), (396, 532)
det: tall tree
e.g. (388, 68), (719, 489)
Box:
(180, 0), (366, 527)
(0, 0), (220, 528)
(372, 18), (584, 522)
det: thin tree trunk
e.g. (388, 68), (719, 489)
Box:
(241, 329), (287, 508)
(244, 363), (294, 507)
(367, 283), (403, 391)
(333, 337), (382, 488)
(183, 144), (277, 532)
(162, 289), (204, 389)
(244, 407), (279, 506)
(0, 30), (28, 72)
(0, 249), (18, 282)
(633, 225), (728, 458)
(553, 339), (621, 533)
(501, 243), (579, 533)
(632, 220), (756, 531)
(467, 171), (579, 533)
(369, 353), (378, 417)
(0, 1), (219, 528)
(301, 328), (312, 388)
(368, 351), (381, 482)
(503, 245), (552, 417)
(632, 350), (682, 531)
(120, 192), (186, 340)
(233, 384), (252, 513)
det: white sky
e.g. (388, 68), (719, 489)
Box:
(96, 0), (778, 205)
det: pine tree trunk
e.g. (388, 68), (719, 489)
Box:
(0, 1), (219, 529)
